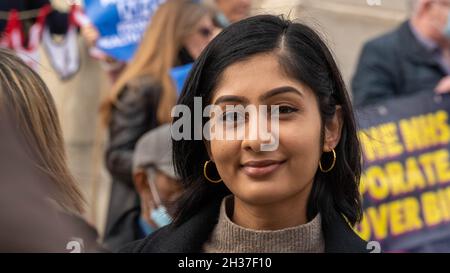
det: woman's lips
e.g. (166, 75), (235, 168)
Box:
(241, 160), (286, 178)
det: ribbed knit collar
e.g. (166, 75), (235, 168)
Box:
(203, 196), (325, 253)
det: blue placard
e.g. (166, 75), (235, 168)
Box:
(170, 63), (193, 96)
(83, 0), (165, 61)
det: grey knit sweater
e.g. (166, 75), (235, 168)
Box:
(203, 196), (325, 253)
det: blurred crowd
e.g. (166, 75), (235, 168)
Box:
(0, 0), (251, 252)
(1, 0), (450, 253)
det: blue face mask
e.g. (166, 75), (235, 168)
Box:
(146, 170), (173, 228)
(138, 206), (172, 236)
(139, 217), (155, 236)
(150, 205), (172, 228)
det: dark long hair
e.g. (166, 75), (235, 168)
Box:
(172, 15), (362, 227)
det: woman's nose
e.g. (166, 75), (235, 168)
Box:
(241, 113), (277, 153)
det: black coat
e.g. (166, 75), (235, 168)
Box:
(120, 198), (370, 253)
(103, 77), (161, 251)
(352, 21), (448, 107)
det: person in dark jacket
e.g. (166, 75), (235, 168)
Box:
(122, 15), (370, 253)
(102, 76), (161, 251)
(352, 0), (450, 107)
(100, 0), (216, 251)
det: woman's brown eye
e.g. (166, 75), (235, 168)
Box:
(274, 105), (298, 115)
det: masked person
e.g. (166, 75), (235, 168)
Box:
(352, 0), (450, 107)
(132, 125), (183, 236)
(101, 0), (216, 251)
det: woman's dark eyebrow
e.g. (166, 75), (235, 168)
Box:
(213, 86), (302, 105)
(213, 95), (248, 105)
(260, 86), (303, 101)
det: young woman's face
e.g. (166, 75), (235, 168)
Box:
(184, 15), (217, 60)
(207, 53), (340, 206)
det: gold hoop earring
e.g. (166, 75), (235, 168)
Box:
(203, 160), (222, 183)
(319, 148), (336, 173)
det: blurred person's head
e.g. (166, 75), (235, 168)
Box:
(0, 48), (84, 215)
(411, 0), (450, 46)
(133, 124), (183, 234)
(172, 15), (362, 228)
(102, 0), (216, 125)
(0, 49), (97, 251)
(215, 0), (251, 24)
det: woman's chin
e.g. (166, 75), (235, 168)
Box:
(233, 184), (288, 206)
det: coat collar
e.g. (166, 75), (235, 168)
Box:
(143, 198), (369, 253)
(322, 210), (369, 253)
(398, 21), (446, 72)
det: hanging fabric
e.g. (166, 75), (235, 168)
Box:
(42, 6), (81, 81)
(1, 5), (51, 70)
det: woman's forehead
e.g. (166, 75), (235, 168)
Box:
(211, 54), (308, 102)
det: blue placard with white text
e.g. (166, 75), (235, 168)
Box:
(83, 0), (165, 61)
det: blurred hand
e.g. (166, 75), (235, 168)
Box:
(435, 76), (450, 94)
(81, 24), (99, 47)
